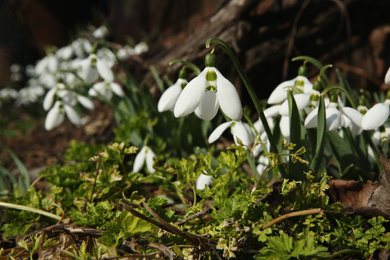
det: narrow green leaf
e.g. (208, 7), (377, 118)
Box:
(10, 151), (30, 193)
(309, 96), (327, 176)
(150, 65), (165, 92)
(287, 91), (307, 180)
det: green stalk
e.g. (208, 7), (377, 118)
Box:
(0, 201), (62, 221)
(205, 38), (287, 178)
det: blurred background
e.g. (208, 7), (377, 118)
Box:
(1, 0), (390, 95)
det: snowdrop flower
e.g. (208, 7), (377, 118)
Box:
(208, 120), (255, 147)
(196, 173), (213, 190)
(89, 59), (123, 99)
(0, 88), (18, 99)
(304, 95), (343, 131)
(93, 25), (109, 39)
(174, 53), (242, 121)
(97, 47), (116, 68)
(158, 69), (187, 112)
(71, 38), (92, 58)
(78, 54), (99, 84)
(367, 126), (390, 163)
(361, 102), (389, 131)
(134, 42), (149, 55)
(44, 100), (84, 130)
(133, 146), (157, 173)
(340, 106), (363, 136)
(56, 45), (73, 60)
(256, 155), (269, 177)
(268, 65), (313, 105)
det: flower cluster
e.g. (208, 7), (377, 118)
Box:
(158, 52), (390, 185)
(2, 25), (148, 131)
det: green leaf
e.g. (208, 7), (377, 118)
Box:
(309, 95), (327, 177)
(287, 90), (308, 180)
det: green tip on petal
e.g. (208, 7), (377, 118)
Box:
(206, 70), (217, 81)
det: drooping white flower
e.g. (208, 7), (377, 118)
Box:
(196, 173), (213, 190)
(278, 93), (311, 116)
(89, 81), (123, 100)
(158, 78), (187, 112)
(45, 101), (64, 130)
(133, 146), (157, 173)
(93, 25), (109, 39)
(208, 121), (255, 147)
(174, 53), (242, 121)
(268, 74), (313, 104)
(304, 96), (344, 131)
(361, 103), (389, 131)
(78, 54), (99, 84)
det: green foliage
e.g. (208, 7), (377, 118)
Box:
(255, 229), (329, 259)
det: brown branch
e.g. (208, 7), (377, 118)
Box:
(262, 208), (323, 230)
(120, 202), (216, 250)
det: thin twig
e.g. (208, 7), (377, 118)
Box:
(89, 154), (102, 203)
(262, 208), (323, 230)
(174, 208), (212, 225)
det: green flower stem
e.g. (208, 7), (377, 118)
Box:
(0, 201), (62, 221)
(205, 38), (287, 178)
(169, 59), (201, 76)
(321, 84), (357, 109)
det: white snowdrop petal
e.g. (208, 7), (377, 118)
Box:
(157, 80), (184, 112)
(208, 121), (233, 144)
(361, 103), (389, 130)
(385, 67), (390, 84)
(215, 69), (242, 121)
(196, 173), (213, 190)
(77, 95), (94, 110)
(64, 104), (83, 126)
(195, 90), (218, 121)
(146, 148), (156, 173)
(304, 108), (318, 128)
(233, 122), (253, 146)
(341, 106), (363, 126)
(279, 93), (311, 116)
(267, 78), (296, 104)
(97, 59), (114, 82)
(110, 82), (124, 97)
(326, 108), (342, 131)
(174, 69), (208, 118)
(43, 87), (57, 111)
(280, 115), (290, 137)
(133, 146), (147, 172)
(264, 105), (282, 118)
(92, 82), (106, 96)
(45, 101), (64, 130)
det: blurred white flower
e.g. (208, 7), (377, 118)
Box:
(93, 25), (109, 39)
(44, 100), (85, 131)
(0, 88), (18, 99)
(133, 146), (156, 173)
(196, 173), (213, 190)
(78, 54), (99, 84)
